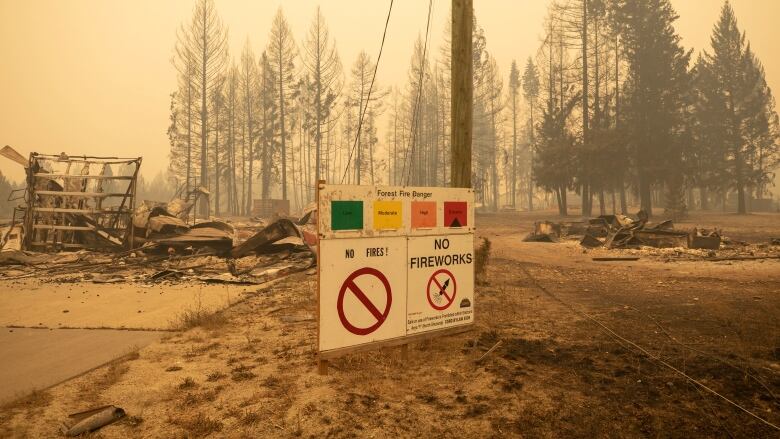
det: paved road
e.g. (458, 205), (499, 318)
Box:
(0, 328), (162, 404)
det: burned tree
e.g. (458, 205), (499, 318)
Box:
(174, 0), (228, 217)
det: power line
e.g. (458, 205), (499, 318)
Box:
(401, 0), (434, 186)
(341, 0), (394, 184)
(517, 263), (780, 432)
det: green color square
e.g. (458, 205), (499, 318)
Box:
(331, 200), (363, 230)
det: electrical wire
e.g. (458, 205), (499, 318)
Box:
(517, 263), (780, 432)
(401, 0), (434, 186)
(340, 0), (394, 184)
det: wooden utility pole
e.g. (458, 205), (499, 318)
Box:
(450, 0), (473, 188)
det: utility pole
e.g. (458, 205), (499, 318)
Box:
(450, 0), (472, 188)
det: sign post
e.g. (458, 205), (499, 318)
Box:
(317, 184), (475, 372)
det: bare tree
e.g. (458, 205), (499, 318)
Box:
(176, 0), (228, 216)
(258, 51), (278, 200)
(302, 6), (342, 185)
(172, 25), (200, 195)
(238, 40), (258, 215)
(508, 60), (520, 207)
(267, 7), (298, 201)
(347, 51), (388, 184)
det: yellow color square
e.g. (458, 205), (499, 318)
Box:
(373, 201), (403, 229)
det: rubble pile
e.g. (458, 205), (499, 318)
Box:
(0, 146), (319, 284)
(0, 216), (316, 285)
(523, 211), (780, 261)
(0, 212), (318, 285)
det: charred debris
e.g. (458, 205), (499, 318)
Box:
(524, 210), (780, 262)
(0, 148), (317, 284)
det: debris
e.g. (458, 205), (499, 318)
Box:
(92, 273), (125, 284)
(148, 224), (233, 254)
(632, 229), (689, 248)
(20, 152), (141, 253)
(579, 233), (604, 248)
(533, 221), (561, 237)
(63, 405), (126, 436)
(231, 219), (307, 258)
(770, 238), (780, 246)
(689, 228), (722, 250)
(0, 224), (23, 251)
(592, 257), (640, 262)
(523, 233), (558, 243)
(148, 269), (183, 282)
(197, 273), (261, 285)
(0, 145), (28, 167)
(475, 340), (503, 364)
(706, 255), (780, 262)
(0, 250), (50, 266)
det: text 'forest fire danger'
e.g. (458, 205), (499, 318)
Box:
(318, 184), (474, 354)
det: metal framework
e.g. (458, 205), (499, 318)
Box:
(22, 153), (142, 252)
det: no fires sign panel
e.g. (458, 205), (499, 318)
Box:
(319, 236), (407, 351)
(407, 234), (474, 335)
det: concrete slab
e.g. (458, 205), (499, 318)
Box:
(0, 327), (163, 404)
(0, 279), (251, 330)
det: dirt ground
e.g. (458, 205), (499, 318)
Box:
(1, 210), (779, 438)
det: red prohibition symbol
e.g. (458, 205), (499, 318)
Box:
(427, 269), (457, 311)
(337, 267), (392, 335)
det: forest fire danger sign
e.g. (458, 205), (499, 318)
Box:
(407, 234), (474, 334)
(318, 184), (474, 355)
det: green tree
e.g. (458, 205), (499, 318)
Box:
(534, 93), (580, 216)
(696, 1), (780, 213)
(522, 57), (540, 211)
(612, 0), (691, 215)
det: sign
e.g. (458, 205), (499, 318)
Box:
(411, 201), (437, 229)
(373, 200), (403, 230)
(318, 184), (474, 357)
(407, 234), (474, 335)
(338, 267), (392, 335)
(444, 201), (468, 227)
(319, 236), (406, 352)
(331, 200), (363, 231)
(427, 269), (456, 310)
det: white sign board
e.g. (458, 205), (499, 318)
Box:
(319, 237), (406, 351)
(407, 234), (474, 335)
(318, 184), (474, 356)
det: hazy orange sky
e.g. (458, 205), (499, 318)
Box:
(1, 0), (778, 183)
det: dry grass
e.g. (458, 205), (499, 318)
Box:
(230, 364), (256, 382)
(81, 359), (132, 396)
(178, 377), (197, 390)
(170, 412), (223, 436)
(0, 389), (51, 412)
(175, 308), (229, 330)
(205, 371), (226, 382)
(173, 291), (230, 330)
(240, 410), (261, 426)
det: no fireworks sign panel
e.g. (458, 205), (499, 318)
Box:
(407, 234), (474, 335)
(318, 184), (475, 355)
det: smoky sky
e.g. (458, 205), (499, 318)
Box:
(1, 0), (778, 183)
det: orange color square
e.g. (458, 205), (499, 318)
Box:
(411, 201), (437, 229)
